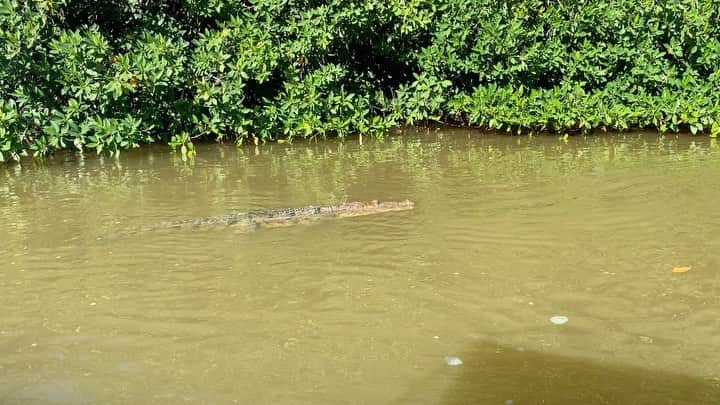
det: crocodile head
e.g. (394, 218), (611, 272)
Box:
(374, 199), (415, 210)
(334, 199), (415, 217)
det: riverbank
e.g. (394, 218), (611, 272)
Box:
(2, 1), (719, 161)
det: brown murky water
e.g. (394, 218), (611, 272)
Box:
(1, 129), (719, 404)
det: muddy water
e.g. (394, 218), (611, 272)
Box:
(1, 129), (719, 404)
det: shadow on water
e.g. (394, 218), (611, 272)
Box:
(425, 342), (720, 405)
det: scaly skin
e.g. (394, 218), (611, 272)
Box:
(142, 200), (415, 231)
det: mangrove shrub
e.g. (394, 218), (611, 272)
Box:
(1, 0), (720, 160)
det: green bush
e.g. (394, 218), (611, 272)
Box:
(1, 0), (720, 161)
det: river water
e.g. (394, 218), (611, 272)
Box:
(1, 129), (719, 404)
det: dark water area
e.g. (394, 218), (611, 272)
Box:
(1, 129), (719, 404)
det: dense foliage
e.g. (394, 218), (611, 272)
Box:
(2, 0), (720, 160)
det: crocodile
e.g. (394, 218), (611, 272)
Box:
(131, 199), (415, 233)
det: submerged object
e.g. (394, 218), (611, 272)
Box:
(129, 199), (416, 233)
(550, 316), (569, 325)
